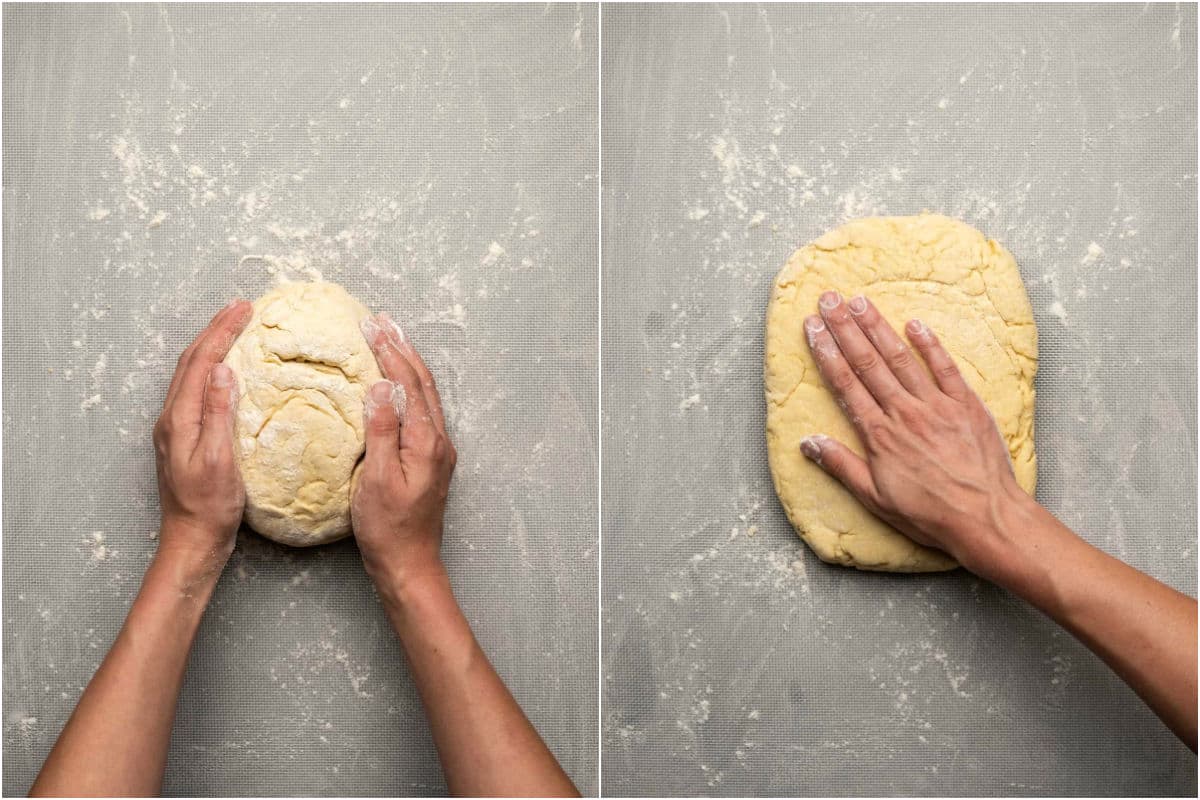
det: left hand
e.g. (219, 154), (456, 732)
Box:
(352, 313), (457, 598)
(152, 299), (253, 574)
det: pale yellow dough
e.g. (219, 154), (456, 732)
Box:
(764, 214), (1038, 572)
(224, 282), (382, 547)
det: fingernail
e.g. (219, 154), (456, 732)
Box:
(800, 434), (826, 462)
(819, 291), (841, 310)
(906, 319), (927, 336)
(379, 312), (407, 345)
(211, 363), (232, 388)
(804, 316), (825, 342)
(848, 295), (867, 315)
(390, 382), (408, 423)
(360, 315), (383, 344)
(364, 380), (394, 420)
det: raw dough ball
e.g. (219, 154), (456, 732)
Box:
(224, 282), (383, 547)
(764, 214), (1038, 572)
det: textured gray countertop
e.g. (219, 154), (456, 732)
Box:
(3, 4), (598, 795)
(601, 3), (1196, 796)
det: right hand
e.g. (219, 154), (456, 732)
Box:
(352, 313), (457, 593)
(153, 299), (253, 576)
(798, 291), (1029, 570)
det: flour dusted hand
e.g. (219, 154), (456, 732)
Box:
(800, 292), (1028, 571)
(153, 299), (253, 570)
(353, 313), (457, 594)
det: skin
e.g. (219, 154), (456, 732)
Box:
(32, 301), (577, 797)
(354, 312), (579, 797)
(31, 299), (254, 797)
(800, 290), (1198, 751)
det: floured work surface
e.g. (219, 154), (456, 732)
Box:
(602, 4), (1196, 796)
(2, 6), (599, 796)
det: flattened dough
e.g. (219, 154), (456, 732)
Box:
(225, 282), (382, 547)
(764, 214), (1037, 572)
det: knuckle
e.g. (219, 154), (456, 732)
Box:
(366, 414), (397, 435)
(888, 348), (915, 372)
(862, 418), (893, 448)
(893, 399), (924, 427)
(168, 409), (190, 432)
(830, 368), (858, 393)
(935, 361), (960, 379)
(849, 352), (881, 374)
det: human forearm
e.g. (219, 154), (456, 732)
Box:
(964, 494), (1198, 749)
(30, 546), (219, 797)
(378, 568), (579, 798)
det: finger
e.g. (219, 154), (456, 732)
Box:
(169, 300), (253, 446)
(800, 434), (878, 508)
(905, 319), (972, 400)
(818, 291), (908, 408)
(846, 295), (937, 399)
(805, 315), (882, 433)
(196, 363), (238, 465)
(360, 316), (439, 456)
(164, 300), (242, 410)
(362, 380), (406, 463)
(380, 312), (447, 435)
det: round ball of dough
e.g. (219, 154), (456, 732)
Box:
(224, 281), (383, 547)
(764, 214), (1038, 572)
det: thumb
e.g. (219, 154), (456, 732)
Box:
(198, 363), (238, 464)
(800, 434), (878, 508)
(363, 380), (406, 460)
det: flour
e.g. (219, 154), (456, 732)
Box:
(86, 531), (114, 564)
(479, 241), (506, 266)
(1080, 241), (1104, 265)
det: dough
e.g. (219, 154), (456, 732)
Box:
(764, 214), (1038, 572)
(224, 281), (383, 547)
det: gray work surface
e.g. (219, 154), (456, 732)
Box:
(602, 3), (1196, 797)
(3, 4), (598, 796)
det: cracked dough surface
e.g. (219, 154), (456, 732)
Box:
(224, 281), (382, 547)
(764, 214), (1038, 572)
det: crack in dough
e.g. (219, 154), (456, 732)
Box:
(225, 282), (383, 547)
(764, 214), (1038, 573)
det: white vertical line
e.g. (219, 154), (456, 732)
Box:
(594, 2), (604, 796)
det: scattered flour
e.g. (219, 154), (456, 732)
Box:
(1080, 241), (1104, 265)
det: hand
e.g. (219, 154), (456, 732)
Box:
(798, 291), (1026, 569)
(153, 299), (252, 574)
(353, 313), (457, 596)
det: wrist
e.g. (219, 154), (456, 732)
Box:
(141, 548), (223, 617)
(153, 521), (234, 591)
(954, 486), (1078, 610)
(366, 556), (452, 613)
(952, 481), (1044, 583)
